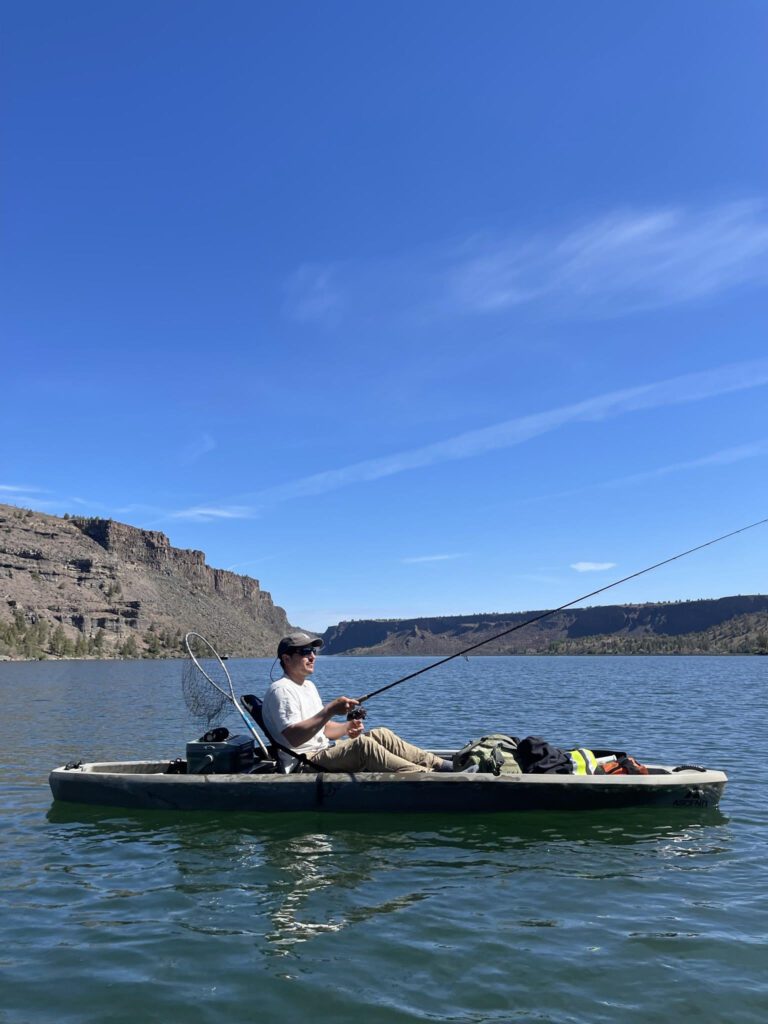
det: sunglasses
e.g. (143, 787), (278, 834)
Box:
(293, 647), (318, 657)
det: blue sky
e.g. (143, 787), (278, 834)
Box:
(2, 1), (767, 631)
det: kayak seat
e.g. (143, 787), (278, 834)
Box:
(240, 694), (318, 775)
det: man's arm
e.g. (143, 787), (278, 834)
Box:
(282, 695), (359, 748)
(324, 717), (365, 740)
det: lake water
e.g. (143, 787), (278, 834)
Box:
(2, 655), (767, 1023)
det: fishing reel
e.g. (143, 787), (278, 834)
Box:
(347, 704), (367, 721)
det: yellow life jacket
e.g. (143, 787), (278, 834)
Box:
(568, 747), (598, 775)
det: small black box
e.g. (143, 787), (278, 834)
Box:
(186, 733), (256, 774)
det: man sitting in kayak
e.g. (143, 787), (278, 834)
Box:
(262, 632), (468, 773)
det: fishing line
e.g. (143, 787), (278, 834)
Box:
(355, 514), (768, 704)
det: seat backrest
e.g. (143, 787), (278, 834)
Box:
(240, 693), (270, 738)
(240, 694), (312, 774)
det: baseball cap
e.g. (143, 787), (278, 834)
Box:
(277, 632), (324, 658)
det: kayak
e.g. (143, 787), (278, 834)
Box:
(48, 754), (726, 813)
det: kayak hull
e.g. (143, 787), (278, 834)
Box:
(49, 759), (727, 813)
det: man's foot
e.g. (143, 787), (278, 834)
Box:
(435, 760), (480, 773)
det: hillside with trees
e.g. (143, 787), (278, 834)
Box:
(0, 504), (292, 660)
(3, 503), (767, 661)
(321, 597), (768, 657)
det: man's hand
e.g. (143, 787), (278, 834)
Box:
(323, 700), (364, 741)
(285, 696), (361, 748)
(326, 695), (359, 717)
(346, 718), (365, 739)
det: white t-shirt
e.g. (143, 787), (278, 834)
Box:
(261, 676), (330, 757)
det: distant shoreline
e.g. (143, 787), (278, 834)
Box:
(2, 650), (767, 664)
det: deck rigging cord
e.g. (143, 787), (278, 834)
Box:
(354, 514), (768, 707)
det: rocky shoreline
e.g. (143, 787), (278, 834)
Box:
(0, 504), (292, 660)
(3, 504), (767, 661)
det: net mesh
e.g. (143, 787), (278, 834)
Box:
(181, 658), (230, 726)
(181, 633), (232, 728)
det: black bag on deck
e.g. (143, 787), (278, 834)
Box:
(515, 735), (572, 774)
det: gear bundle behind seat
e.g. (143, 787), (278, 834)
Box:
(186, 729), (256, 774)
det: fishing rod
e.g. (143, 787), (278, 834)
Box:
(353, 514), (768, 708)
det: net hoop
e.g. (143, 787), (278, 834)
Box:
(183, 631), (270, 758)
(184, 631), (235, 699)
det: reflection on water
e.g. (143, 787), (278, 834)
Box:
(45, 803), (730, 847)
(43, 804), (731, 958)
(257, 831), (432, 953)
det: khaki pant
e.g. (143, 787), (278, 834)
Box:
(307, 727), (444, 774)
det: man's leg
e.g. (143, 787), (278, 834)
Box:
(367, 727), (445, 770)
(309, 735), (429, 773)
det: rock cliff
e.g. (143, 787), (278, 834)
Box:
(321, 595), (768, 656)
(0, 504), (292, 658)
(4, 503), (766, 661)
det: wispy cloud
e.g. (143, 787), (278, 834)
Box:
(180, 433), (216, 465)
(571, 561), (617, 573)
(245, 358), (768, 506)
(508, 439), (768, 515)
(536, 438), (768, 509)
(606, 439), (768, 489)
(169, 505), (255, 522)
(401, 553), (467, 564)
(283, 200), (768, 324)
(0, 484), (51, 509)
(283, 263), (344, 324)
(226, 556), (275, 571)
(451, 201), (768, 316)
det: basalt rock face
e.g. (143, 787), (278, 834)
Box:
(0, 504), (292, 659)
(321, 611), (572, 656)
(76, 518), (264, 601)
(322, 595), (768, 656)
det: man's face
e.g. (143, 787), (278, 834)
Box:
(285, 646), (317, 679)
